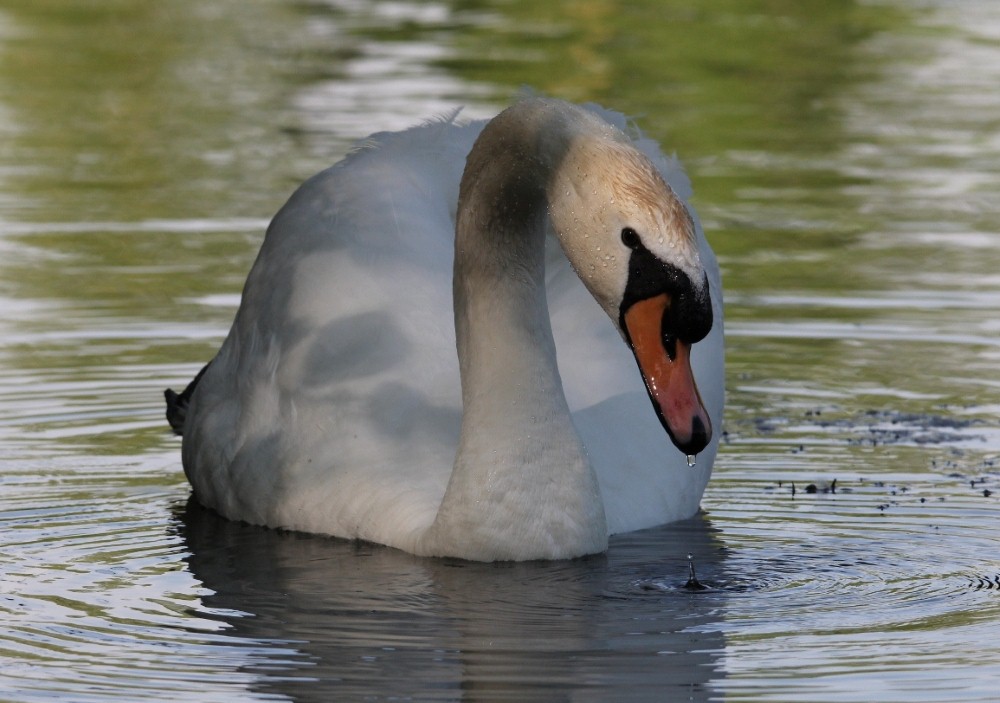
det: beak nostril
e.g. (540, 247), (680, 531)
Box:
(661, 331), (677, 361)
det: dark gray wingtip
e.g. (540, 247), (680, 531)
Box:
(165, 362), (210, 436)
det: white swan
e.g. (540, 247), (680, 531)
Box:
(167, 97), (724, 561)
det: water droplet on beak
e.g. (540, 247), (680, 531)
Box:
(686, 455), (697, 467)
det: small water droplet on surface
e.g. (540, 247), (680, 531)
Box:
(686, 455), (697, 467)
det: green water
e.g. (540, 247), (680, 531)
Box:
(2, 1), (1000, 700)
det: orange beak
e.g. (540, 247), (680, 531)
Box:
(623, 293), (712, 457)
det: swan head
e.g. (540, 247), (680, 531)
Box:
(546, 122), (714, 457)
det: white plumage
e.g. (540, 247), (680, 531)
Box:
(172, 98), (724, 561)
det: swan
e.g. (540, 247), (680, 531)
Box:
(166, 97), (724, 562)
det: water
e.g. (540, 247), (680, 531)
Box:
(2, 0), (1000, 700)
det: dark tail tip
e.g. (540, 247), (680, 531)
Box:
(165, 362), (211, 436)
(165, 388), (187, 435)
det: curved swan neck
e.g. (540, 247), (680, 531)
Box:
(422, 100), (609, 561)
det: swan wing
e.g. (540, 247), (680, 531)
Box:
(183, 117), (483, 546)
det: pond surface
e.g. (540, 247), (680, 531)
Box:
(2, 0), (1000, 700)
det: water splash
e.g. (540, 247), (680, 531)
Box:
(684, 553), (707, 591)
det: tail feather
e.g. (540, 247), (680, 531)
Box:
(165, 363), (210, 436)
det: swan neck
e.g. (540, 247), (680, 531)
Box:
(422, 103), (608, 560)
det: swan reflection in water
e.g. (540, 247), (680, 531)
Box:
(176, 499), (728, 702)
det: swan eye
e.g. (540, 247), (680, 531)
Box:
(620, 227), (641, 249)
